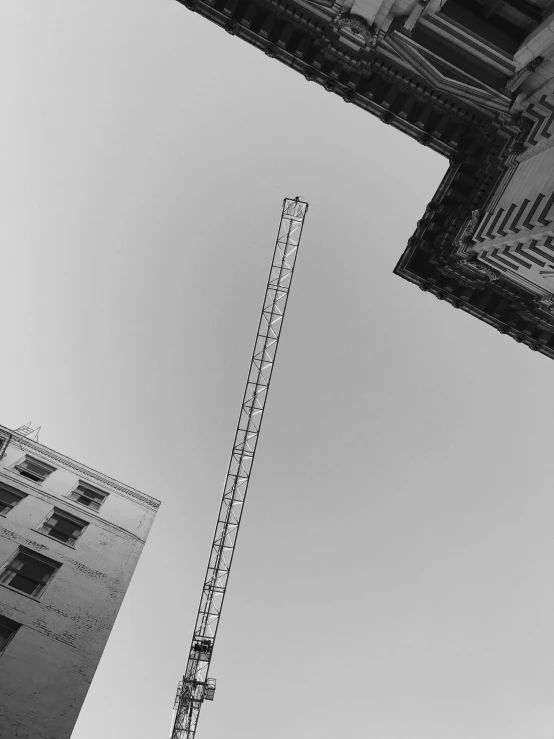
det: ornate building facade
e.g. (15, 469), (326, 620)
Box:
(176, 0), (554, 358)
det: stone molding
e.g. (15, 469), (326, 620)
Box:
(0, 470), (149, 544)
(3, 427), (160, 511)
(385, 32), (512, 114)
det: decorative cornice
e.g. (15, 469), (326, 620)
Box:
(4, 428), (160, 511)
(176, 0), (497, 139)
(460, 256), (499, 283)
(174, 0), (554, 360)
(0, 471), (149, 544)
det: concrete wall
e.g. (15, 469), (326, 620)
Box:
(0, 427), (160, 739)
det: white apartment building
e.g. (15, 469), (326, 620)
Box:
(0, 424), (160, 739)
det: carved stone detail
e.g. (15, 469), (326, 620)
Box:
(334, 13), (376, 47)
(471, 262), (499, 283)
(8, 433), (160, 510)
(455, 209), (481, 248)
(509, 113), (534, 153)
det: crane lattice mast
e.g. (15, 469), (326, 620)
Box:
(169, 196), (309, 739)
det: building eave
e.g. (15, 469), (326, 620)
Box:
(176, 0), (554, 360)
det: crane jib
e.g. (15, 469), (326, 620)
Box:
(169, 197), (309, 739)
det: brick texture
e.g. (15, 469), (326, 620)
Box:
(0, 429), (159, 739)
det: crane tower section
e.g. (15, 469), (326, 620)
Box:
(170, 196), (309, 739)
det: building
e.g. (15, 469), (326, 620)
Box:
(176, 0), (554, 359)
(0, 425), (160, 739)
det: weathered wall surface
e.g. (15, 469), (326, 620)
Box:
(0, 428), (160, 739)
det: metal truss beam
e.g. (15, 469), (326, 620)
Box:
(169, 196), (309, 739)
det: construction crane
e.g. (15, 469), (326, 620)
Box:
(169, 196), (309, 739)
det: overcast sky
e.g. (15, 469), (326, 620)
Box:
(4, 2), (554, 739)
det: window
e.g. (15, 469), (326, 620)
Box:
(0, 484), (26, 515)
(13, 456), (55, 484)
(411, 25), (510, 89)
(0, 548), (60, 597)
(0, 615), (20, 653)
(440, 0), (528, 54)
(68, 482), (107, 511)
(38, 510), (87, 546)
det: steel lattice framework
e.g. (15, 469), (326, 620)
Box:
(169, 197), (309, 739)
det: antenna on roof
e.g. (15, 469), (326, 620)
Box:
(14, 423), (42, 442)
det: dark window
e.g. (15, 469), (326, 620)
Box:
(440, 0), (527, 53)
(39, 510), (87, 546)
(0, 615), (20, 653)
(0, 484), (26, 515)
(68, 483), (107, 511)
(411, 25), (510, 88)
(13, 457), (55, 484)
(0, 549), (60, 597)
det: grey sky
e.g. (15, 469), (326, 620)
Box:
(3, 2), (554, 739)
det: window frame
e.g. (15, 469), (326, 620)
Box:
(438, 0), (530, 55)
(425, 10), (517, 69)
(0, 548), (60, 599)
(67, 481), (108, 512)
(408, 23), (511, 90)
(36, 509), (88, 547)
(11, 456), (56, 484)
(0, 614), (21, 654)
(0, 483), (27, 516)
